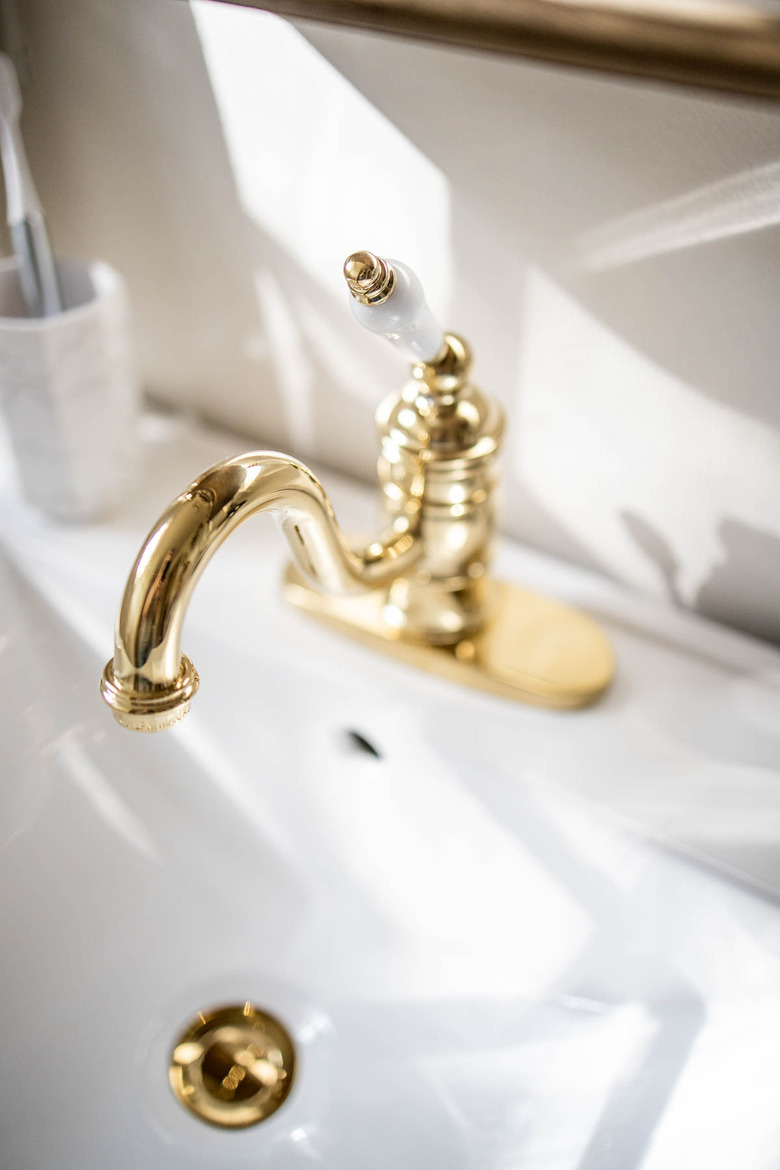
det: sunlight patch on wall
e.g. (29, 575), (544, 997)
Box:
(191, 2), (451, 314)
(514, 267), (780, 605)
(578, 160), (780, 272)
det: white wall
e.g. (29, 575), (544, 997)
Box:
(16, 0), (780, 642)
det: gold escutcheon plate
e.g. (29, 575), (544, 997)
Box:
(284, 569), (615, 709)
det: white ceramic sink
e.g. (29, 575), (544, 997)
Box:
(2, 412), (780, 1169)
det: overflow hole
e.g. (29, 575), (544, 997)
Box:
(346, 730), (382, 759)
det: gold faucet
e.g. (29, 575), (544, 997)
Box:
(100, 252), (613, 731)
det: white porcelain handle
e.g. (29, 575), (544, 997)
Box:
(345, 253), (445, 364)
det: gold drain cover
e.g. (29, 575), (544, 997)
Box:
(169, 1002), (296, 1128)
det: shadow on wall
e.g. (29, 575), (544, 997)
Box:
(575, 161), (780, 432)
(697, 518), (780, 643)
(622, 510), (780, 644)
(621, 510), (685, 609)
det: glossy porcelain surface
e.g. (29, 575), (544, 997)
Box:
(2, 412), (780, 1169)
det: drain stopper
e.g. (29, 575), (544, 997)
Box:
(169, 1002), (296, 1128)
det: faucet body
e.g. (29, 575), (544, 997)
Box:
(376, 333), (503, 644)
(101, 333), (503, 730)
(101, 253), (613, 729)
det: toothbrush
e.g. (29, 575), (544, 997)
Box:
(0, 51), (60, 317)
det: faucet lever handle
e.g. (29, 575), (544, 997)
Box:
(344, 251), (446, 365)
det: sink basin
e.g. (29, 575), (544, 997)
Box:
(2, 412), (780, 1168)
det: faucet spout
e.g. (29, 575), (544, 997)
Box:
(100, 451), (420, 731)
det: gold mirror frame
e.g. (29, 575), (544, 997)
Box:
(218, 0), (780, 101)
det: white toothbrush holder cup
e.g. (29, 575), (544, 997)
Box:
(0, 257), (139, 521)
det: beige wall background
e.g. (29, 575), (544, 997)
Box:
(14, 0), (780, 642)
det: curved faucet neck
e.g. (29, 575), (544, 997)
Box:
(101, 451), (419, 730)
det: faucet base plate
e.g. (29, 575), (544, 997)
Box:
(284, 568), (614, 709)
